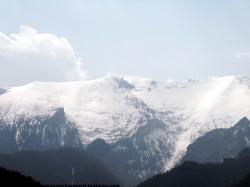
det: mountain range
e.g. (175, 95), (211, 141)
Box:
(1, 74), (250, 185)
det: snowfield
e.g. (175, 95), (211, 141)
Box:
(1, 74), (250, 171)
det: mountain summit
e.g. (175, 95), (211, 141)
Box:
(1, 75), (250, 184)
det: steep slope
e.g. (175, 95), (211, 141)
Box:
(0, 166), (43, 187)
(0, 106), (82, 153)
(128, 75), (250, 169)
(0, 148), (120, 185)
(182, 117), (250, 163)
(1, 75), (250, 184)
(0, 76), (160, 143)
(137, 148), (250, 187)
(87, 119), (174, 187)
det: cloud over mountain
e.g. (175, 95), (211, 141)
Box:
(0, 25), (87, 86)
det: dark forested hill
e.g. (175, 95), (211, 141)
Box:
(0, 148), (120, 186)
(231, 173), (250, 187)
(0, 166), (42, 187)
(137, 148), (250, 187)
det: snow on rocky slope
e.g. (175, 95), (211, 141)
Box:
(0, 74), (250, 174)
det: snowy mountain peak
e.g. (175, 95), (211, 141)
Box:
(1, 75), (250, 174)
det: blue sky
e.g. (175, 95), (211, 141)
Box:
(0, 0), (250, 85)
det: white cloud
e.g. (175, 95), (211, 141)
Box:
(0, 25), (87, 86)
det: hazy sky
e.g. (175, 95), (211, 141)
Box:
(1, 0), (250, 86)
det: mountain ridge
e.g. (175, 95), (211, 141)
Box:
(1, 75), (250, 184)
(183, 117), (250, 163)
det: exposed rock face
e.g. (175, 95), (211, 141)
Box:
(0, 107), (82, 153)
(183, 117), (250, 163)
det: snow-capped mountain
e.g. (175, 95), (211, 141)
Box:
(0, 105), (82, 152)
(1, 74), (250, 184)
